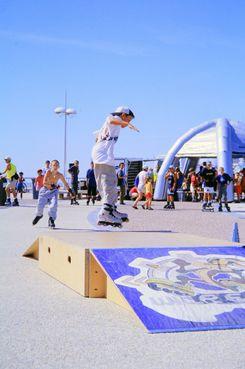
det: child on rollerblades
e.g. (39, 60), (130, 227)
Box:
(92, 107), (138, 227)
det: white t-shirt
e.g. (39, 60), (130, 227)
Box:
(137, 170), (147, 191)
(92, 115), (122, 166)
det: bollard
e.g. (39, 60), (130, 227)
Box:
(232, 222), (240, 243)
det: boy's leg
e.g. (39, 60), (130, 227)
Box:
(48, 190), (58, 220)
(120, 185), (125, 204)
(92, 187), (97, 204)
(87, 186), (91, 205)
(33, 187), (49, 224)
(94, 164), (104, 203)
(94, 164), (122, 226)
(36, 188), (49, 217)
(94, 164), (117, 208)
(104, 166), (118, 206)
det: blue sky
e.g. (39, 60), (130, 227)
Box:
(1, 0), (245, 176)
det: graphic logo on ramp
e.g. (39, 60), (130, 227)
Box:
(115, 250), (245, 322)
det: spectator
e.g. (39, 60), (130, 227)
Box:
(200, 161), (216, 210)
(189, 170), (199, 202)
(68, 160), (80, 205)
(117, 162), (127, 205)
(43, 160), (50, 175)
(234, 172), (242, 202)
(86, 162), (97, 205)
(129, 186), (138, 200)
(240, 168), (245, 200)
(142, 177), (153, 210)
(16, 172), (25, 199)
(35, 169), (44, 198)
(133, 166), (148, 209)
(0, 156), (19, 206)
(164, 165), (177, 209)
(147, 168), (154, 181)
(216, 167), (231, 212)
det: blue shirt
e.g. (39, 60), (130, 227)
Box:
(86, 169), (96, 187)
(117, 169), (126, 186)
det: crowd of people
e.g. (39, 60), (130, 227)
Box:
(125, 161), (245, 212)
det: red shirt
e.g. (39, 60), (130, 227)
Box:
(35, 175), (44, 190)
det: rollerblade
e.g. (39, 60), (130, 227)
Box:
(97, 204), (122, 227)
(48, 217), (55, 229)
(202, 202), (214, 212)
(163, 203), (170, 209)
(112, 205), (129, 222)
(218, 204), (223, 212)
(12, 198), (19, 207)
(225, 204), (231, 212)
(86, 199), (90, 206)
(32, 215), (43, 225)
(169, 202), (175, 210)
(74, 200), (79, 205)
(5, 198), (11, 206)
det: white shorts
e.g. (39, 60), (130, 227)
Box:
(204, 187), (214, 194)
(137, 184), (145, 193)
(190, 184), (196, 193)
(6, 179), (17, 190)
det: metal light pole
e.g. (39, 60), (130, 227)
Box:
(54, 92), (76, 176)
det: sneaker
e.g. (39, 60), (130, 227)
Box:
(12, 199), (19, 207)
(48, 217), (55, 228)
(86, 200), (90, 206)
(148, 207), (154, 210)
(5, 198), (11, 206)
(32, 215), (43, 225)
(132, 205), (138, 209)
(225, 204), (231, 212)
(141, 205), (146, 210)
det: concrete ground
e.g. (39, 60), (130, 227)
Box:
(0, 193), (245, 369)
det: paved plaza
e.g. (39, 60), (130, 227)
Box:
(0, 194), (244, 369)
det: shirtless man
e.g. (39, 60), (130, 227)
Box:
(32, 160), (72, 228)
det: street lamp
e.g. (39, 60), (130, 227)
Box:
(54, 95), (76, 176)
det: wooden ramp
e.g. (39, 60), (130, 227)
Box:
(23, 231), (244, 333)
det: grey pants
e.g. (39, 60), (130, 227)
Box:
(217, 186), (228, 203)
(94, 164), (118, 206)
(36, 187), (58, 220)
(119, 185), (126, 204)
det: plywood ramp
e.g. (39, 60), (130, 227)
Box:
(22, 231), (240, 318)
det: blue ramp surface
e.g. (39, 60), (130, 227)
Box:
(92, 247), (245, 333)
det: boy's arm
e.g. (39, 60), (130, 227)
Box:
(110, 118), (140, 132)
(1, 163), (11, 175)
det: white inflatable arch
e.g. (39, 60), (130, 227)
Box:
(154, 118), (233, 200)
